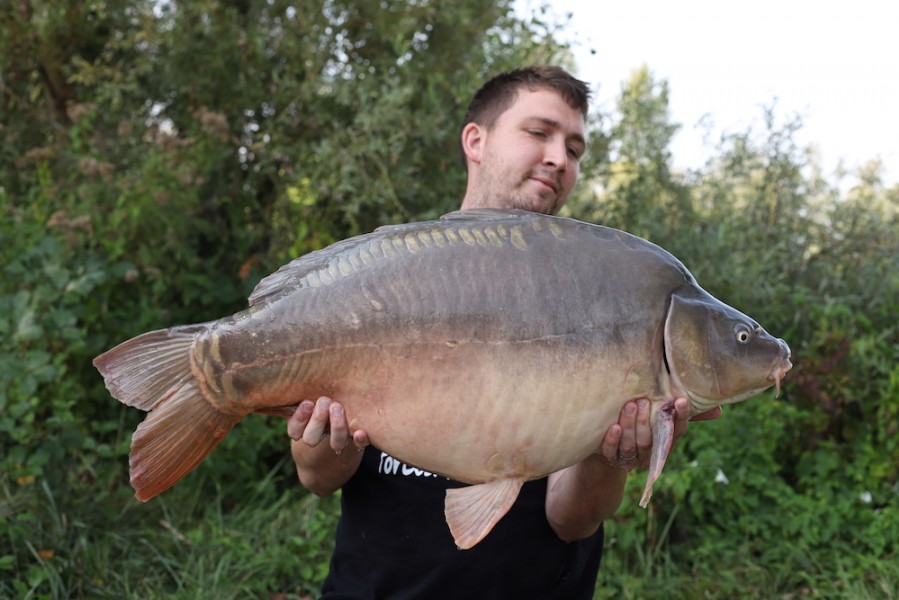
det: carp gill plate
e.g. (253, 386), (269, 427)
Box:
(94, 209), (792, 549)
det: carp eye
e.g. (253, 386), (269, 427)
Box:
(735, 325), (752, 344)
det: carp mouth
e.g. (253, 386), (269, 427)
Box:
(768, 339), (793, 396)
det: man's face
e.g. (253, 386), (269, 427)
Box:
(471, 88), (586, 215)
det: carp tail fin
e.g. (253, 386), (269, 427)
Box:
(444, 478), (524, 549)
(129, 382), (239, 501)
(93, 325), (204, 411)
(93, 326), (241, 501)
(639, 403), (676, 508)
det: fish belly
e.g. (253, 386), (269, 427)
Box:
(207, 314), (653, 483)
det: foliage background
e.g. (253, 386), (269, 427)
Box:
(1, 1), (896, 598)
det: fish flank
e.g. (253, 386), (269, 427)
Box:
(211, 332), (604, 386)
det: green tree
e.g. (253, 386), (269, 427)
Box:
(567, 65), (691, 239)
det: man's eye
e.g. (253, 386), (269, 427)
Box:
(528, 129), (547, 138)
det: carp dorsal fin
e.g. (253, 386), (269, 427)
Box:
(249, 210), (539, 306)
(248, 234), (377, 306)
(444, 478), (524, 549)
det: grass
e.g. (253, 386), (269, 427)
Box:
(2, 468), (896, 599)
(1, 460), (340, 600)
(596, 511), (899, 600)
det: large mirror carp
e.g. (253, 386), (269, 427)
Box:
(94, 209), (792, 549)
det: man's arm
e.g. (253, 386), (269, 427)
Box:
(546, 398), (721, 542)
(288, 396), (369, 496)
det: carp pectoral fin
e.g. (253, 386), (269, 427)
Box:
(130, 380), (241, 501)
(444, 478), (524, 550)
(639, 404), (676, 508)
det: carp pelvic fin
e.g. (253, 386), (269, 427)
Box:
(444, 478), (524, 549)
(639, 403), (676, 508)
(93, 326), (241, 501)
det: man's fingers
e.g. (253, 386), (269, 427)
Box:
(301, 396), (332, 446)
(617, 401), (638, 459)
(287, 400), (314, 440)
(635, 399), (652, 458)
(599, 423), (623, 462)
(352, 428), (370, 449)
(328, 403), (349, 452)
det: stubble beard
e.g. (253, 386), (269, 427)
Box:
(476, 169), (561, 215)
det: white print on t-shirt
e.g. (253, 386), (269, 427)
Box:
(378, 451), (441, 478)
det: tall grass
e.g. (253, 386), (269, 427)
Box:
(1, 459), (339, 599)
(4, 463), (897, 599)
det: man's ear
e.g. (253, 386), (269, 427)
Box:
(460, 122), (485, 165)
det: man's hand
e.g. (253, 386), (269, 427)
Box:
(596, 398), (722, 471)
(289, 396), (369, 496)
(287, 396), (369, 453)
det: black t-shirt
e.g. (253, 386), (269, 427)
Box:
(320, 446), (604, 599)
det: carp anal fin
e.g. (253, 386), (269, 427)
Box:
(444, 478), (524, 549)
(93, 326), (240, 501)
(639, 404), (676, 508)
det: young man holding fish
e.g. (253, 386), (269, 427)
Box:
(288, 66), (720, 598)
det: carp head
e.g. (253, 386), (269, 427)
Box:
(662, 291), (792, 416)
(639, 291), (791, 508)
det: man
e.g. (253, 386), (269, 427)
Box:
(288, 66), (720, 598)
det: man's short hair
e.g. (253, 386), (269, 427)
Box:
(459, 65), (591, 169)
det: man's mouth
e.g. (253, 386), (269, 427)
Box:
(529, 176), (558, 193)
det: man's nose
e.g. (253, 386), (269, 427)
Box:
(543, 139), (567, 170)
